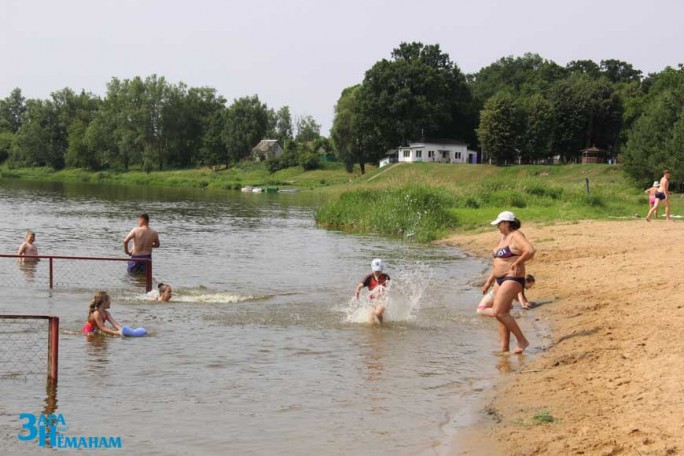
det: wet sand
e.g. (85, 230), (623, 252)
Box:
(442, 220), (684, 455)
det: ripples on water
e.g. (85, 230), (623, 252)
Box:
(0, 180), (517, 455)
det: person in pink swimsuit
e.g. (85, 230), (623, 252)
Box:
(83, 291), (122, 336)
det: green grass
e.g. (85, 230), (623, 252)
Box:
(526, 410), (555, 425)
(0, 162), (365, 191)
(3, 162), (677, 242)
(315, 184), (459, 242)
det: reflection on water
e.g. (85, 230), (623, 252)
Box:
(17, 258), (40, 283)
(0, 179), (517, 455)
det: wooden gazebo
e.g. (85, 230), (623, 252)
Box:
(580, 146), (608, 164)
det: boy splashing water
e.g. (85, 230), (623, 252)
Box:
(355, 259), (391, 324)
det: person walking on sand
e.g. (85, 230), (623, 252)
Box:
(646, 170), (672, 222)
(482, 211), (535, 354)
(123, 213), (160, 274)
(644, 181), (660, 219)
(355, 259), (390, 324)
(17, 230), (39, 258)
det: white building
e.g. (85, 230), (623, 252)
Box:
(395, 140), (477, 164)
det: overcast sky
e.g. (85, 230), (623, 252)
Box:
(1, 0), (683, 134)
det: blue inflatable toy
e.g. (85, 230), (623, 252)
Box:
(121, 326), (147, 337)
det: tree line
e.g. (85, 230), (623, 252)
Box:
(0, 75), (326, 172)
(331, 43), (684, 185)
(2, 43), (683, 185)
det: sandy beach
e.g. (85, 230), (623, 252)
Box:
(442, 219), (684, 455)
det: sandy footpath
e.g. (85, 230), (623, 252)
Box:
(442, 219), (684, 455)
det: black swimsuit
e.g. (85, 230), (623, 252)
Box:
(496, 276), (526, 288)
(494, 244), (525, 288)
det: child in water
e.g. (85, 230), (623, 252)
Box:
(147, 282), (173, 301)
(355, 259), (391, 324)
(17, 230), (39, 258)
(83, 291), (122, 336)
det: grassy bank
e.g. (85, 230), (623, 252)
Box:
(316, 163), (678, 241)
(2, 162), (675, 242)
(0, 161), (361, 191)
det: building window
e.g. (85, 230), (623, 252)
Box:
(428, 151), (434, 158)
(455, 152), (461, 160)
(403, 150), (410, 158)
(416, 150), (422, 158)
(441, 151), (449, 159)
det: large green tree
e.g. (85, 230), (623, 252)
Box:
(221, 95), (270, 166)
(331, 85), (370, 173)
(622, 65), (684, 186)
(0, 88), (27, 133)
(355, 42), (477, 162)
(477, 92), (523, 164)
(550, 74), (623, 161)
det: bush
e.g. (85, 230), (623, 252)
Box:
(315, 185), (458, 242)
(298, 151), (321, 170)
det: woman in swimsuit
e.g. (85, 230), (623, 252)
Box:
(83, 291), (122, 336)
(481, 211), (536, 353)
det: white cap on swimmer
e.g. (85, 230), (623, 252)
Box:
(490, 211), (516, 225)
(371, 258), (384, 272)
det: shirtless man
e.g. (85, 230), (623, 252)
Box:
(123, 214), (160, 273)
(17, 230), (39, 258)
(646, 169), (672, 222)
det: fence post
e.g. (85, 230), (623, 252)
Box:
(48, 317), (59, 383)
(146, 260), (152, 292)
(49, 258), (54, 289)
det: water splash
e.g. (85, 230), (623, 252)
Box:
(341, 261), (433, 324)
(121, 288), (263, 304)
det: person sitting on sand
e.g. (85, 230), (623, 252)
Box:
(478, 274), (536, 316)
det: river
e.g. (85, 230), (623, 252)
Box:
(0, 179), (517, 455)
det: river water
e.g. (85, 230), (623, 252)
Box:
(0, 179), (526, 455)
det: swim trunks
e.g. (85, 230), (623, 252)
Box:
(128, 254), (152, 274)
(655, 191), (666, 200)
(649, 197), (656, 205)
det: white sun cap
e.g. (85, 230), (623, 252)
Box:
(653, 181), (660, 187)
(490, 211), (516, 225)
(371, 258), (384, 272)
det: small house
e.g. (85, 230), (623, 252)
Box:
(396, 140), (478, 164)
(252, 140), (283, 162)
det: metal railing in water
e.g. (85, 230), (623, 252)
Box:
(0, 314), (59, 382)
(0, 254), (152, 292)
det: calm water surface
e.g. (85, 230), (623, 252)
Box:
(0, 179), (531, 455)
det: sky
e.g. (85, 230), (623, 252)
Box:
(1, 0), (683, 135)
